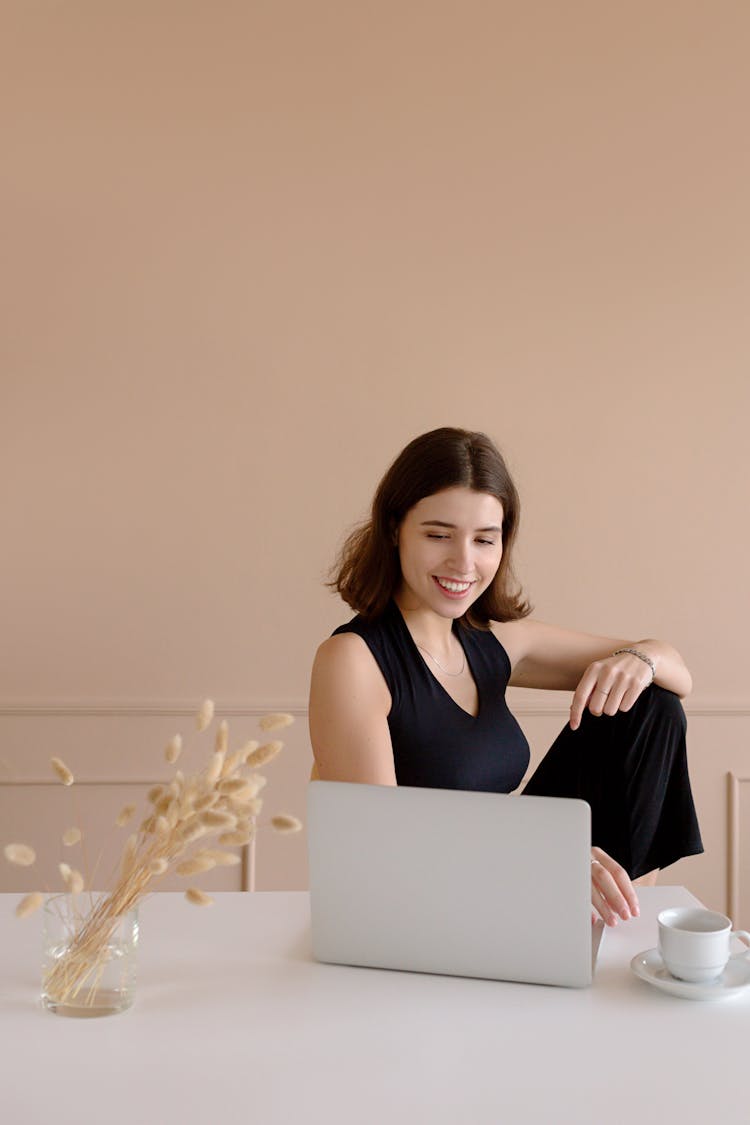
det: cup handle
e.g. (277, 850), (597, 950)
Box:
(730, 930), (750, 959)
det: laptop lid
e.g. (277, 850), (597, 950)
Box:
(307, 781), (595, 988)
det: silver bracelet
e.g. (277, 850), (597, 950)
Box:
(611, 647), (656, 683)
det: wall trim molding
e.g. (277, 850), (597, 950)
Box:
(0, 700), (310, 718)
(1, 697), (749, 718)
(727, 772), (749, 923)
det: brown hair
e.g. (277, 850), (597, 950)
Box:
(330, 427), (531, 626)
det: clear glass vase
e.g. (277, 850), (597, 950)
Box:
(41, 893), (139, 1017)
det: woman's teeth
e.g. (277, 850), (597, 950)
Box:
(435, 578), (472, 593)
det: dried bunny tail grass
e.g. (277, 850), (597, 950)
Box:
(241, 740), (259, 762)
(175, 855), (216, 876)
(225, 785), (259, 806)
(149, 858), (169, 875)
(177, 795), (196, 821)
(231, 797), (263, 817)
(205, 753), (224, 786)
(165, 734), (183, 764)
(62, 827), (82, 847)
(121, 834), (138, 879)
(230, 775), (263, 799)
(200, 849), (241, 867)
(196, 699), (215, 732)
(217, 777), (253, 795)
(178, 819), (207, 845)
(15, 892), (44, 919)
(245, 741), (283, 768)
(50, 756), (75, 786)
(168, 771), (185, 798)
(198, 809), (237, 830)
(270, 815), (303, 834)
(154, 793), (172, 816)
(148, 784), (164, 803)
(215, 719), (229, 754)
(58, 863), (84, 893)
(218, 829), (254, 847)
(185, 887), (213, 906)
(115, 804), (137, 828)
(166, 802), (181, 830)
(220, 749), (244, 777)
(155, 816), (171, 838)
(259, 712), (295, 732)
(4, 842), (37, 866)
(193, 791), (219, 813)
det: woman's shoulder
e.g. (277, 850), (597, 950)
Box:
(490, 616), (539, 668)
(313, 618), (392, 682)
(315, 629), (375, 664)
(311, 631), (392, 712)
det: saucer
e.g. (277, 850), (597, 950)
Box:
(630, 948), (750, 1000)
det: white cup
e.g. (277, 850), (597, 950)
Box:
(658, 907), (750, 983)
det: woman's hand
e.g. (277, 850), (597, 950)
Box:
(590, 846), (640, 927)
(569, 649), (654, 731)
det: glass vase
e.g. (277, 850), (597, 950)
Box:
(41, 893), (139, 1017)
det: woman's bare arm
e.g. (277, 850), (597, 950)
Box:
(308, 633), (397, 785)
(496, 618), (691, 729)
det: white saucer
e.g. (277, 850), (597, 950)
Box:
(630, 948), (750, 1000)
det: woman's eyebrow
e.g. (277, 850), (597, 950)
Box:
(419, 519), (502, 533)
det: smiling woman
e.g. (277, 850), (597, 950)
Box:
(398, 489), (505, 614)
(309, 428), (703, 928)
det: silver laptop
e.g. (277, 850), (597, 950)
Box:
(307, 781), (603, 988)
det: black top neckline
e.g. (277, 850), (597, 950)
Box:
(388, 601), (480, 721)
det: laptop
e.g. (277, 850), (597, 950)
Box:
(307, 781), (603, 988)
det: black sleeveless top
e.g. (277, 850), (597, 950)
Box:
(333, 601), (530, 792)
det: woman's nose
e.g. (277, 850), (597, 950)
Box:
(447, 539), (473, 574)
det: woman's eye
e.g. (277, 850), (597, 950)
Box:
(426, 533), (449, 540)
(477, 539), (497, 547)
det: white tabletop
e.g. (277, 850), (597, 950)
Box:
(1, 887), (747, 1124)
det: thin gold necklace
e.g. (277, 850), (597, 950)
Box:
(415, 642), (466, 677)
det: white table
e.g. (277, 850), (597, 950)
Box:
(1, 887), (747, 1124)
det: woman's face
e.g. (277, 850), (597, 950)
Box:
(394, 487), (504, 619)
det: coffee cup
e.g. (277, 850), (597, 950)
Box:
(658, 907), (750, 983)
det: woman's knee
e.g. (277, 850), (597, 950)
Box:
(630, 683), (687, 734)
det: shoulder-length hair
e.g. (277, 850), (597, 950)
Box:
(330, 427), (531, 627)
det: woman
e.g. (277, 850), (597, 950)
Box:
(309, 427), (703, 927)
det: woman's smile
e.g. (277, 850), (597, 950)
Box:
(432, 576), (475, 597)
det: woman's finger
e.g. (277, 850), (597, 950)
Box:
(617, 681), (645, 712)
(592, 846), (640, 919)
(601, 683), (624, 716)
(570, 664), (608, 728)
(588, 682), (613, 718)
(590, 880), (618, 927)
(569, 671), (595, 730)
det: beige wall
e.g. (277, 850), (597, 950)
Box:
(2, 4), (748, 917)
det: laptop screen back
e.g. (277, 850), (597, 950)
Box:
(307, 781), (594, 988)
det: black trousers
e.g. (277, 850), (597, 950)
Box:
(522, 685), (703, 880)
